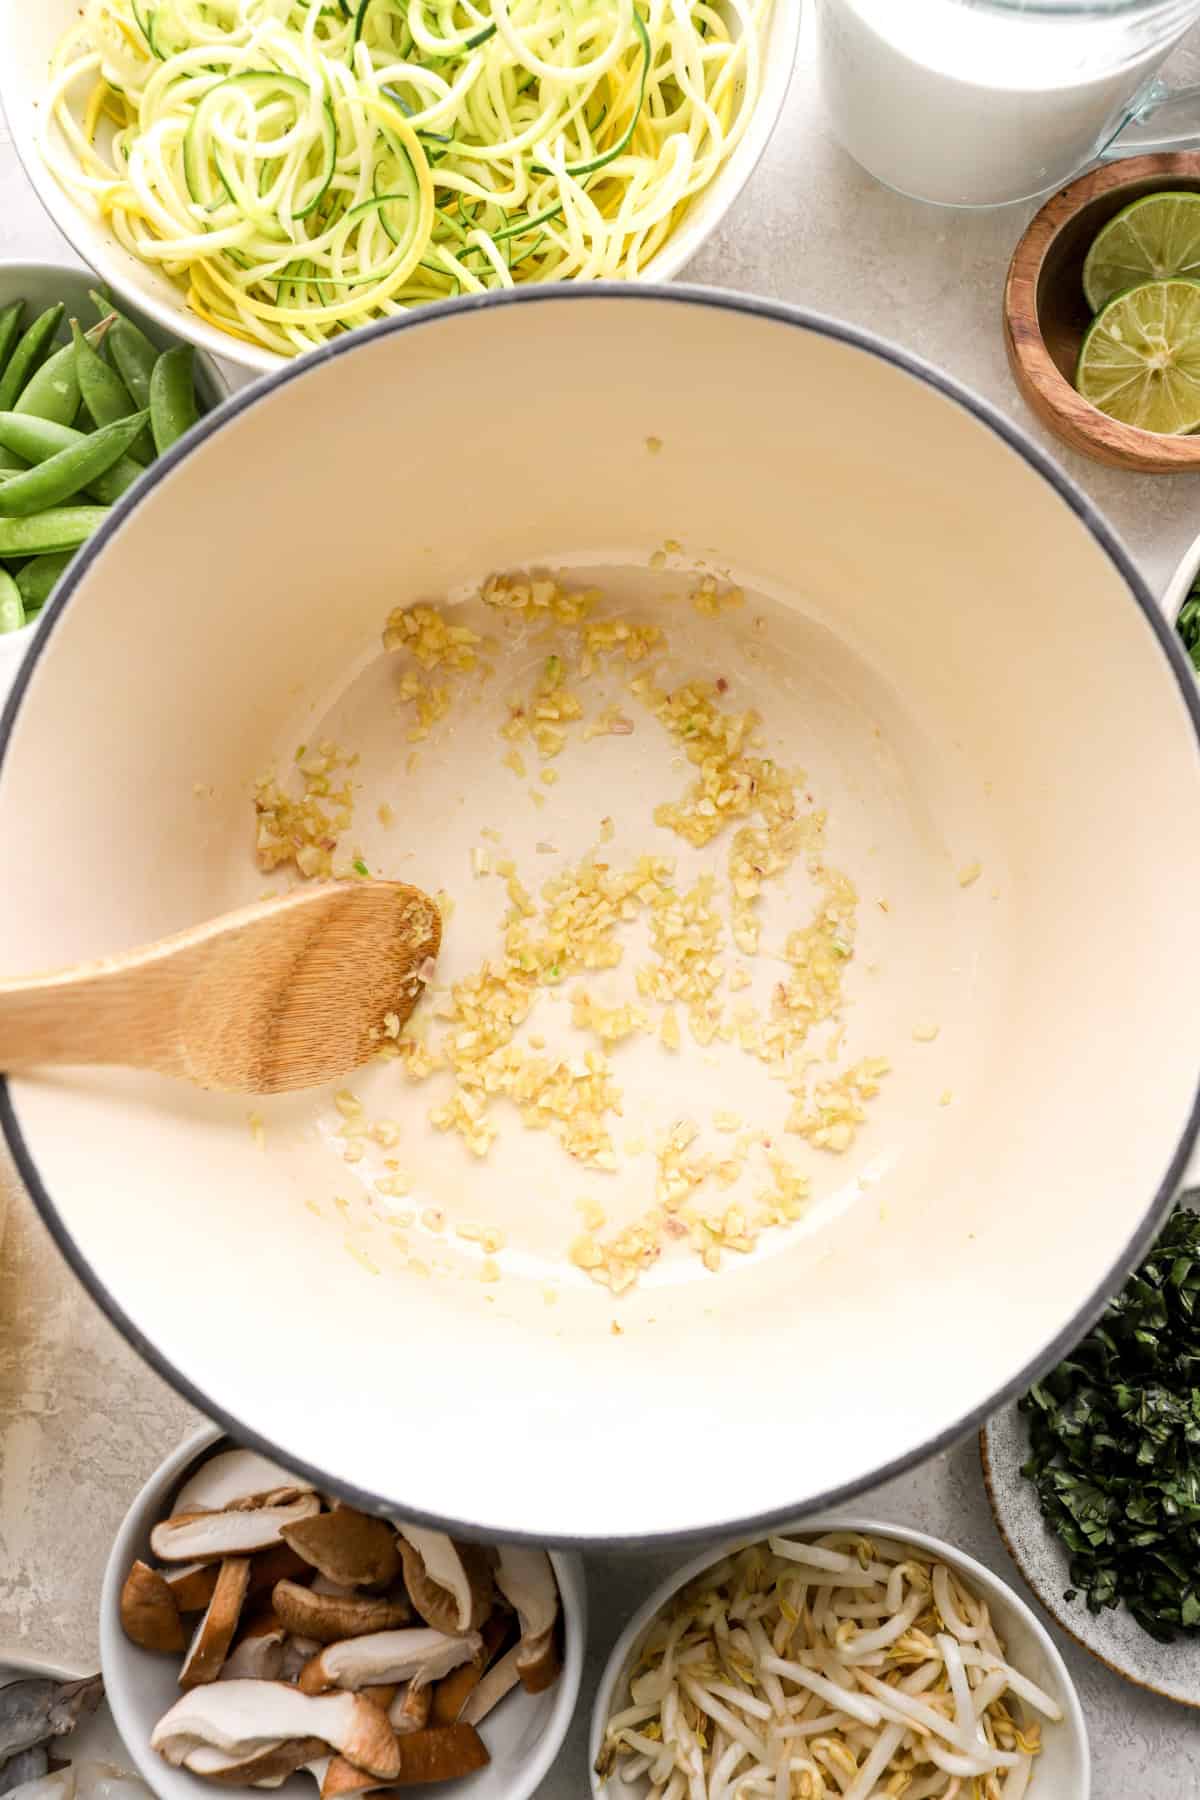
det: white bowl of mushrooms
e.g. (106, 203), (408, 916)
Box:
(589, 1516), (1089, 1800)
(100, 1426), (585, 1800)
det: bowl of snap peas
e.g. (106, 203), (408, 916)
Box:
(0, 262), (228, 700)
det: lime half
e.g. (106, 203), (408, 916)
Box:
(1082, 191), (1200, 313)
(1075, 278), (1200, 435)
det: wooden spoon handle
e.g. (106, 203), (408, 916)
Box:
(0, 947), (195, 1078)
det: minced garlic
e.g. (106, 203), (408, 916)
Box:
(293, 570), (893, 1294)
(691, 574), (744, 616)
(481, 571), (597, 624)
(787, 1058), (891, 1153)
(254, 739), (356, 879)
(382, 602), (480, 671)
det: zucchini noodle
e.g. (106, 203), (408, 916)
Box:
(44, 0), (770, 356)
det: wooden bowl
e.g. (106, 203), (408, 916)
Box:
(1005, 153), (1200, 472)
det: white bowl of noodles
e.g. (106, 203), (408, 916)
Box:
(590, 1517), (1090, 1800)
(0, 0), (801, 373)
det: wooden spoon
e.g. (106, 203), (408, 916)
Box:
(0, 881), (440, 1095)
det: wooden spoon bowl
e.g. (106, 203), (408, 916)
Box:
(1005, 152), (1200, 473)
(0, 880), (441, 1095)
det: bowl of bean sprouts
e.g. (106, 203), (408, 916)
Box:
(590, 1518), (1089, 1800)
(0, 0), (801, 372)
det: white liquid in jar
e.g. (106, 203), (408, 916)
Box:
(815, 0), (1195, 206)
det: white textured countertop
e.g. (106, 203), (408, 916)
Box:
(4, 10), (1200, 1796)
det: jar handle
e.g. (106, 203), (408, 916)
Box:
(1098, 77), (1200, 161)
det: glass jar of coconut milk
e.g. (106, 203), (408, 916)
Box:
(815, 0), (1200, 208)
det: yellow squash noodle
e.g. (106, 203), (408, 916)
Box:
(44, 0), (770, 356)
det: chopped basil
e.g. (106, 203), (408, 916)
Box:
(1020, 1206), (1200, 1641)
(1177, 577), (1200, 672)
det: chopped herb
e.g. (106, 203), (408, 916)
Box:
(1019, 1205), (1200, 1641)
(352, 857), (369, 876)
(294, 743), (307, 761)
(1177, 577), (1200, 672)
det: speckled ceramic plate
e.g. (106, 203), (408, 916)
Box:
(981, 1404), (1200, 1709)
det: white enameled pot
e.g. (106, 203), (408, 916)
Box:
(0, 0), (802, 376)
(2, 286), (1199, 1545)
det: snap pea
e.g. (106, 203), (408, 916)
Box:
(13, 339), (82, 427)
(0, 410), (150, 517)
(14, 551), (73, 614)
(109, 331), (158, 458)
(72, 318), (134, 428)
(0, 507), (109, 558)
(149, 345), (198, 453)
(93, 297), (157, 406)
(90, 294), (160, 458)
(0, 447), (28, 474)
(0, 414), (147, 504)
(0, 569), (24, 634)
(0, 303), (23, 384)
(0, 305), (64, 412)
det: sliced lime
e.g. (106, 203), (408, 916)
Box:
(1082, 191), (1200, 313)
(1075, 278), (1200, 435)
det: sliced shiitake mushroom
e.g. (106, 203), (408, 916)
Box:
(174, 1451), (315, 1517)
(394, 1531), (492, 1636)
(166, 1562), (220, 1615)
(140, 1457), (563, 1790)
(119, 1560), (186, 1654)
(429, 1615), (508, 1726)
(390, 1726), (489, 1787)
(281, 1511), (401, 1590)
(152, 1681), (401, 1781)
(299, 1630), (480, 1697)
(152, 1496), (321, 1564)
(183, 1737), (327, 1785)
(180, 1559), (252, 1689)
(249, 1544), (315, 1600)
(272, 1582), (410, 1645)
(458, 1646), (522, 1727)
(359, 1685), (398, 1714)
(387, 1685), (431, 1738)
(220, 1609), (287, 1683)
(279, 1636), (322, 1685)
(492, 1548), (561, 1695)
(320, 1725), (488, 1795)
(320, 1757), (381, 1800)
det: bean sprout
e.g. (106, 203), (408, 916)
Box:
(43, 0), (770, 357)
(596, 1534), (1063, 1800)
